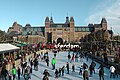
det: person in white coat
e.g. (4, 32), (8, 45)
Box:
(110, 65), (115, 78)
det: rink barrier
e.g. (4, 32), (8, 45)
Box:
(88, 54), (120, 74)
(5, 49), (49, 71)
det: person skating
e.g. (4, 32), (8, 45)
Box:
(8, 70), (12, 80)
(99, 67), (104, 80)
(75, 53), (78, 62)
(51, 58), (56, 70)
(70, 54), (74, 62)
(12, 65), (17, 80)
(46, 56), (49, 67)
(91, 61), (96, 74)
(115, 65), (119, 78)
(61, 66), (65, 76)
(55, 69), (59, 78)
(110, 65), (115, 78)
(1, 66), (8, 80)
(30, 60), (33, 68)
(72, 64), (75, 72)
(58, 68), (62, 77)
(89, 63), (94, 77)
(83, 67), (89, 80)
(79, 66), (82, 75)
(17, 66), (21, 80)
(66, 62), (69, 74)
(68, 54), (71, 62)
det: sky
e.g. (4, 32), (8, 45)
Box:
(0, 0), (120, 35)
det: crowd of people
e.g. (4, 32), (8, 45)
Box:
(0, 49), (120, 80)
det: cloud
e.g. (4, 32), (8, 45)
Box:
(86, 0), (120, 35)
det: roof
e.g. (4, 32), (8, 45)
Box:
(101, 17), (107, 23)
(8, 31), (19, 36)
(108, 30), (113, 34)
(94, 24), (101, 28)
(0, 43), (20, 53)
(50, 23), (70, 27)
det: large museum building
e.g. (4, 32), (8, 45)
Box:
(8, 16), (109, 44)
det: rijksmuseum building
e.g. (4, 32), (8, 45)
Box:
(7, 16), (112, 44)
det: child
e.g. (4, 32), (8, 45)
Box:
(72, 64), (75, 72)
(79, 67), (82, 75)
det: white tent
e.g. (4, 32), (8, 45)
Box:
(0, 43), (20, 52)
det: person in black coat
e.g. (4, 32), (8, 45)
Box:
(66, 62), (69, 74)
(99, 68), (104, 80)
(1, 66), (8, 80)
(17, 67), (21, 80)
(55, 69), (59, 78)
(68, 54), (71, 62)
(46, 57), (49, 67)
(61, 66), (65, 76)
(72, 64), (75, 72)
(30, 60), (33, 68)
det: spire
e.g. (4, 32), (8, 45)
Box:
(50, 16), (54, 24)
(65, 16), (69, 24)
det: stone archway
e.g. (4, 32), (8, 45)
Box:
(57, 38), (63, 44)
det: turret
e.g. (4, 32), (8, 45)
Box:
(101, 17), (107, 30)
(45, 16), (50, 28)
(65, 16), (69, 24)
(50, 16), (54, 24)
(70, 17), (74, 28)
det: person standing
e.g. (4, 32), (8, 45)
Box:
(66, 62), (69, 74)
(71, 54), (74, 62)
(55, 69), (59, 78)
(12, 66), (17, 80)
(79, 66), (82, 75)
(89, 63), (94, 77)
(68, 54), (71, 62)
(83, 67), (89, 80)
(30, 60), (33, 68)
(110, 65), (115, 78)
(17, 67), (21, 80)
(99, 67), (104, 80)
(58, 68), (61, 77)
(115, 65), (119, 78)
(61, 66), (65, 76)
(72, 64), (75, 72)
(75, 53), (78, 62)
(46, 56), (49, 67)
(1, 66), (8, 80)
(52, 58), (56, 70)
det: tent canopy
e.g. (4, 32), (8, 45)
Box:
(0, 43), (20, 52)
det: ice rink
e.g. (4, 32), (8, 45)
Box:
(19, 51), (120, 80)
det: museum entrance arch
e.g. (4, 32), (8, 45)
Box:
(57, 38), (63, 44)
